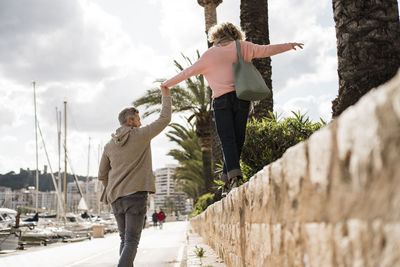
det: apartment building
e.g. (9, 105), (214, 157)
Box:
(154, 164), (192, 215)
(67, 179), (103, 212)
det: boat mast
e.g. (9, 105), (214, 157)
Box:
(37, 121), (67, 222)
(97, 144), (101, 216)
(86, 137), (91, 207)
(56, 108), (62, 220)
(33, 81), (39, 213)
(63, 101), (67, 215)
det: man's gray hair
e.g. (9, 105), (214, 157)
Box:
(118, 107), (139, 125)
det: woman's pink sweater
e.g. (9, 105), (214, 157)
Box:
(162, 40), (293, 98)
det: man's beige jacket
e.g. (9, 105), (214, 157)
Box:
(98, 96), (171, 204)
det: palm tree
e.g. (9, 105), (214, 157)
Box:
(166, 122), (204, 200)
(240, 0), (273, 119)
(331, 0), (400, 117)
(133, 52), (213, 193)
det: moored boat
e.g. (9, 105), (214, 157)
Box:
(0, 208), (21, 252)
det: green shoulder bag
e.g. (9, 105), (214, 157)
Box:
(232, 40), (271, 101)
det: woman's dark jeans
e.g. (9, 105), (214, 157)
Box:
(213, 91), (250, 181)
(111, 191), (148, 267)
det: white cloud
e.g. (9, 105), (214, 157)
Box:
(275, 94), (333, 122)
(0, 106), (16, 128)
(159, 1), (204, 46)
(268, 0), (337, 92)
(0, 155), (27, 174)
(1, 136), (17, 143)
(285, 54), (337, 89)
(0, 1), (109, 84)
(79, 0), (170, 79)
(318, 99), (332, 121)
(158, 0), (208, 67)
(0, 78), (36, 128)
(217, 0), (240, 25)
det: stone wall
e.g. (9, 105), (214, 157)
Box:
(190, 71), (400, 267)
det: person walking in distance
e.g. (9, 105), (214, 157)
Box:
(157, 209), (166, 229)
(151, 210), (158, 229)
(143, 215), (147, 229)
(162, 22), (303, 192)
(98, 85), (171, 267)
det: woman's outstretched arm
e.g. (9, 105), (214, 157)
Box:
(243, 41), (304, 59)
(161, 54), (208, 88)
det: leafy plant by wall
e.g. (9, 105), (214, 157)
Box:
(241, 111), (325, 180)
(190, 193), (215, 218)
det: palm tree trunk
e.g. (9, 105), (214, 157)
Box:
(197, 0), (223, 48)
(198, 0), (224, 183)
(200, 135), (213, 194)
(332, 0), (400, 117)
(209, 114), (223, 176)
(240, 0), (273, 120)
(196, 114), (213, 193)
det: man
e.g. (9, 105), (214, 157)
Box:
(151, 210), (158, 229)
(98, 85), (171, 267)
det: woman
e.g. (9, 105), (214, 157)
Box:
(162, 22), (303, 191)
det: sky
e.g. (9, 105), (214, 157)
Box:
(0, 0), (341, 177)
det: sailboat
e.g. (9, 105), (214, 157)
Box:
(0, 208), (21, 252)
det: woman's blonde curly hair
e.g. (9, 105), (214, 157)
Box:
(208, 22), (246, 43)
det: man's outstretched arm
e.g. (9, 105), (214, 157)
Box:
(138, 86), (172, 140)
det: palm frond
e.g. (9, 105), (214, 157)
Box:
(166, 120), (204, 192)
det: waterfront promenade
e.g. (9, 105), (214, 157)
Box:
(0, 221), (187, 267)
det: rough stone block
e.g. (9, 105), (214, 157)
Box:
(308, 125), (332, 191)
(381, 223), (400, 267)
(281, 142), (307, 203)
(303, 222), (334, 267)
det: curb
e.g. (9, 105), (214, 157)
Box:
(183, 224), (226, 267)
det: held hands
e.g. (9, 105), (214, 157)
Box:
(161, 85), (170, 96)
(290, 43), (304, 50)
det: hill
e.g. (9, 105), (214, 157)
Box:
(0, 168), (96, 192)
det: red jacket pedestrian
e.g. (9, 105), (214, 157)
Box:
(157, 210), (165, 222)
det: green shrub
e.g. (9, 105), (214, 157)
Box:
(241, 111), (325, 179)
(190, 193), (215, 218)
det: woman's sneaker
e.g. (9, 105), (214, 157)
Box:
(230, 176), (244, 189)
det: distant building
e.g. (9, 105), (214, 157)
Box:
(38, 191), (57, 211)
(154, 164), (192, 215)
(67, 181), (84, 211)
(16, 187), (57, 211)
(0, 186), (12, 207)
(85, 179), (103, 213)
(67, 179), (103, 212)
(10, 188), (32, 210)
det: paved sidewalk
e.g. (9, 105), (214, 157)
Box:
(0, 221), (224, 267)
(0, 222), (188, 267)
(183, 224), (226, 267)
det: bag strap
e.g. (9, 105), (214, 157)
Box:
(235, 40), (243, 62)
